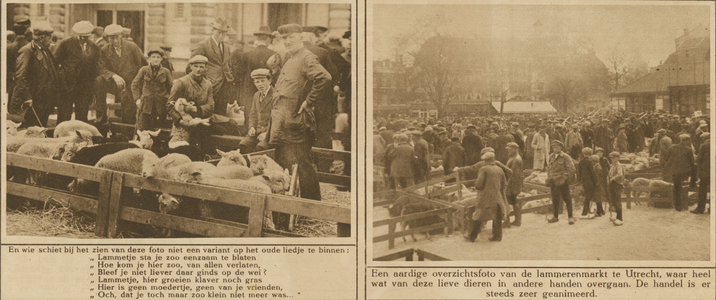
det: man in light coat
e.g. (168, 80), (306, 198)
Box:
(546, 140), (576, 224)
(467, 152), (508, 242)
(531, 125), (550, 170)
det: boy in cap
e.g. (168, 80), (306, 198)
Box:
(131, 48), (173, 131)
(607, 151), (624, 225)
(10, 23), (60, 128)
(546, 140), (577, 224)
(238, 25), (277, 123)
(238, 69), (274, 153)
(54, 20), (100, 124)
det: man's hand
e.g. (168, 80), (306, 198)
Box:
(297, 101), (311, 115)
(453, 167), (459, 172)
(248, 127), (256, 136)
(135, 99), (142, 109)
(112, 75), (125, 90)
(185, 104), (198, 113)
(21, 99), (33, 110)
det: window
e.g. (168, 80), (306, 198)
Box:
(175, 3), (185, 18)
(36, 4), (46, 18)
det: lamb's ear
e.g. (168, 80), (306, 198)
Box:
(78, 142), (88, 149)
(191, 171), (202, 176)
(238, 106), (244, 111)
(284, 168), (290, 175)
(216, 149), (225, 156)
(150, 129), (161, 136)
(262, 175), (270, 181)
(75, 130), (83, 138)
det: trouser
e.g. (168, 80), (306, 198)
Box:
(101, 78), (135, 124)
(394, 177), (413, 189)
(413, 164), (427, 184)
(58, 82), (94, 124)
(581, 189), (595, 215)
(94, 76), (109, 124)
(20, 105), (53, 128)
(506, 194), (521, 225)
(672, 172), (688, 210)
(273, 140), (322, 231)
(237, 134), (271, 154)
(690, 166), (698, 187)
(188, 124), (213, 156)
(696, 177), (710, 212)
(608, 181), (623, 220)
(212, 83), (232, 116)
(550, 182), (573, 219)
(469, 206), (502, 241)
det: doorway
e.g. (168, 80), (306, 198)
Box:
(96, 6), (145, 51)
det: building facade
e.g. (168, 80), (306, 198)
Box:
(8, 3), (351, 71)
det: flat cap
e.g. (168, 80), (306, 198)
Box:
(104, 24), (124, 36)
(571, 124), (578, 128)
(594, 147), (604, 153)
(250, 68), (271, 79)
(657, 129), (666, 134)
(424, 126), (433, 132)
(481, 147), (495, 154)
(254, 25), (273, 37)
(187, 55), (209, 65)
(379, 127), (386, 131)
(311, 26), (328, 34)
(342, 30), (351, 39)
(551, 140), (564, 147)
(277, 24), (303, 37)
(511, 122), (519, 126)
(72, 21), (94, 35)
(147, 47), (165, 57)
(160, 45), (172, 51)
(33, 23), (55, 36)
(699, 123), (708, 128)
(700, 133), (710, 140)
(609, 151), (620, 158)
(506, 142), (519, 149)
(481, 152), (495, 160)
(555, 124), (564, 128)
(467, 125), (476, 130)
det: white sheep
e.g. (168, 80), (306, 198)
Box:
(226, 100), (245, 126)
(217, 149), (248, 167)
(141, 153), (192, 179)
(169, 98), (210, 149)
(246, 154), (283, 175)
(53, 120), (102, 138)
(6, 120), (21, 135)
(249, 169), (291, 194)
(172, 162), (218, 183)
(13, 126), (47, 137)
(16, 141), (88, 185)
(69, 148), (159, 194)
(8, 130), (92, 153)
(130, 129), (161, 149)
(202, 165), (254, 181)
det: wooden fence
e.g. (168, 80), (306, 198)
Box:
(7, 153), (351, 238)
(374, 248), (450, 261)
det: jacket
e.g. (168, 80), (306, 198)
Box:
(190, 37), (234, 93)
(131, 65), (173, 116)
(442, 141), (466, 175)
(475, 162), (507, 210)
(564, 130), (583, 150)
(11, 41), (60, 111)
(547, 151), (575, 186)
(98, 39), (147, 88)
(247, 87), (274, 133)
(662, 143), (695, 176)
(577, 157), (596, 194)
(53, 36), (100, 90)
(697, 140), (710, 179)
(505, 155), (523, 196)
(238, 44), (276, 107)
(462, 134), (484, 165)
(389, 143), (415, 178)
(608, 161), (625, 186)
(267, 47), (331, 145)
(167, 75), (215, 120)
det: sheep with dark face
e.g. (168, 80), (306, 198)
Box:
(387, 194), (444, 242)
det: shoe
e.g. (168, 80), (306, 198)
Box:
(587, 213), (595, 219)
(503, 221), (512, 228)
(613, 219), (623, 226)
(511, 221), (521, 227)
(547, 217), (559, 223)
(489, 237), (502, 242)
(568, 217), (576, 225)
(690, 209), (705, 214)
(609, 216), (616, 221)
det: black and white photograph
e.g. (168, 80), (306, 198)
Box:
(371, 3), (712, 261)
(4, 2), (354, 239)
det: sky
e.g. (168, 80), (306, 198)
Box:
(371, 3), (711, 67)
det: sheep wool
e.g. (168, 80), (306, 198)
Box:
(217, 149), (248, 167)
(53, 120), (102, 138)
(95, 148), (159, 175)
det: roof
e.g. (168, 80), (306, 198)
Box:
(490, 101), (557, 114)
(613, 60), (710, 95)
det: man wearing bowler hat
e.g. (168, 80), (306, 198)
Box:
(238, 25), (277, 125)
(190, 17), (234, 116)
(267, 23), (331, 230)
(11, 23), (60, 128)
(98, 24), (147, 124)
(238, 69), (274, 154)
(7, 15), (32, 112)
(54, 20), (100, 124)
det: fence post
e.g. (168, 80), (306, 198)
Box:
(95, 171), (114, 237)
(406, 249), (414, 261)
(388, 222), (396, 249)
(446, 209), (454, 236)
(626, 188), (632, 209)
(107, 172), (125, 238)
(247, 195), (267, 237)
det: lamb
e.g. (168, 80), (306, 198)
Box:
(8, 130), (92, 153)
(63, 142), (139, 166)
(249, 169), (291, 194)
(69, 149), (159, 194)
(6, 120), (21, 135)
(16, 141), (88, 185)
(226, 100), (245, 126)
(169, 98), (210, 149)
(131, 129), (161, 149)
(53, 120), (102, 138)
(13, 126), (47, 138)
(387, 194), (443, 242)
(217, 149), (248, 168)
(202, 165), (254, 181)
(156, 193), (200, 237)
(246, 154), (282, 175)
(141, 153), (192, 179)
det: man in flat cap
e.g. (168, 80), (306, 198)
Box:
(564, 123), (583, 160)
(7, 16), (32, 109)
(159, 45), (174, 75)
(268, 23), (331, 229)
(98, 24), (147, 124)
(238, 25), (277, 128)
(54, 21), (100, 124)
(661, 134), (695, 211)
(301, 26), (338, 150)
(91, 26), (106, 48)
(546, 140), (577, 224)
(167, 55), (215, 153)
(238, 69), (274, 154)
(131, 48), (173, 131)
(11, 23), (60, 128)
(411, 129), (430, 183)
(190, 16), (234, 116)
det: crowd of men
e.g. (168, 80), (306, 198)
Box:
(6, 16), (351, 227)
(376, 109), (710, 242)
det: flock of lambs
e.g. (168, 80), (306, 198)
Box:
(6, 120), (294, 237)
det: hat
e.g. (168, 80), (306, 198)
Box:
(302, 26), (316, 33)
(506, 142), (519, 149)
(14, 15), (31, 26)
(147, 47), (165, 57)
(412, 130), (422, 136)
(491, 122), (499, 126)
(481, 152), (495, 160)
(72, 21), (94, 35)
(104, 24), (123, 36)
(583, 121), (591, 126)
(122, 27), (131, 36)
(32, 23), (55, 36)
(187, 55), (209, 65)
(481, 147), (495, 154)
(700, 133), (710, 140)
(159, 45), (173, 51)
(467, 125), (476, 130)
(211, 17), (229, 32)
(582, 147), (593, 156)
(254, 25), (273, 37)
(511, 122), (519, 126)
(551, 140), (564, 147)
(277, 24), (303, 37)
(424, 126), (433, 132)
(227, 27), (238, 37)
(679, 134), (691, 141)
(594, 147), (604, 153)
(250, 68), (271, 79)
(699, 123), (708, 128)
(657, 129), (666, 134)
(571, 124), (578, 129)
(699, 120), (707, 124)
(342, 30), (351, 39)
(379, 127), (386, 131)
(609, 151), (620, 158)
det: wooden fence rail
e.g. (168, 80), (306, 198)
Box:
(7, 153), (351, 238)
(373, 248), (451, 261)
